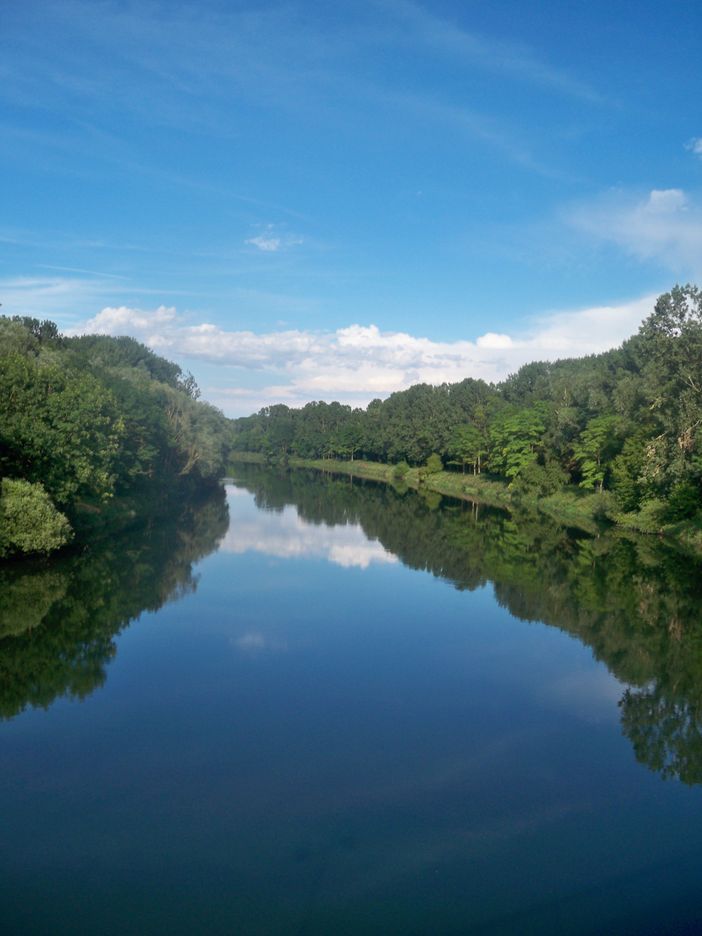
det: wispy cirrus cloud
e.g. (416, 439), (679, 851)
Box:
(246, 235), (283, 253)
(72, 293), (655, 416)
(1, 0), (597, 183)
(0, 275), (113, 320)
(379, 0), (603, 104)
(245, 224), (304, 253)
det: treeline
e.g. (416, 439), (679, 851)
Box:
(232, 285), (702, 527)
(0, 316), (233, 558)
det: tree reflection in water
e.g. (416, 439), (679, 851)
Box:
(0, 488), (229, 719)
(4, 463), (702, 786)
(236, 465), (702, 786)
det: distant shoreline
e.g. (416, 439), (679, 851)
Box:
(228, 453), (702, 558)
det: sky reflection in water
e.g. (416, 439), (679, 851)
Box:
(1, 473), (702, 935)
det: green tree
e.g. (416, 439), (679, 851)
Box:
(572, 415), (619, 491)
(489, 406), (547, 481)
(0, 352), (124, 504)
(450, 424), (488, 474)
(0, 478), (72, 558)
(636, 284), (702, 488)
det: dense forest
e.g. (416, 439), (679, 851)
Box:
(0, 315), (233, 559)
(232, 285), (702, 533)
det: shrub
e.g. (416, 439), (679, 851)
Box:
(425, 453), (443, 474)
(665, 481), (701, 522)
(628, 498), (668, 533)
(510, 459), (568, 498)
(0, 478), (73, 558)
(392, 461), (410, 481)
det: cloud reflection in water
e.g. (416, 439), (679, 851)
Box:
(221, 487), (398, 570)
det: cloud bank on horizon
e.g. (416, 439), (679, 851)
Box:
(70, 292), (655, 416)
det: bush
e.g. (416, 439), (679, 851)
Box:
(0, 478), (73, 558)
(425, 453), (443, 474)
(665, 481), (701, 522)
(392, 461), (410, 481)
(510, 459), (568, 498)
(625, 498), (668, 533)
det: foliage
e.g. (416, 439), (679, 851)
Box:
(0, 351), (124, 503)
(0, 478), (73, 558)
(450, 424), (488, 474)
(666, 481), (702, 522)
(572, 414), (620, 491)
(230, 285), (702, 534)
(0, 316), (234, 557)
(510, 459), (568, 499)
(488, 406), (547, 480)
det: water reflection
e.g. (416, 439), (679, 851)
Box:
(3, 462), (702, 788)
(222, 486), (397, 569)
(0, 488), (229, 719)
(233, 465), (702, 786)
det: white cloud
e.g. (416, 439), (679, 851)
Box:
(246, 235), (282, 252)
(245, 224), (303, 253)
(646, 188), (687, 212)
(685, 137), (702, 158)
(476, 332), (513, 350)
(79, 304), (177, 334)
(69, 292), (657, 416)
(568, 187), (702, 275)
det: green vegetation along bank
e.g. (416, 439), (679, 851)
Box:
(230, 286), (702, 553)
(0, 316), (234, 559)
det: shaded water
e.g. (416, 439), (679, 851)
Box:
(2, 467), (702, 934)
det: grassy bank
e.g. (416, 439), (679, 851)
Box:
(228, 452), (702, 556)
(230, 453), (604, 531)
(231, 455), (604, 528)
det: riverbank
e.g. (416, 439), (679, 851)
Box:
(288, 457), (608, 534)
(228, 453), (702, 556)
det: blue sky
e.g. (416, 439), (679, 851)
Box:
(3, 0), (702, 415)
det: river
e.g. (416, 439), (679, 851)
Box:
(2, 466), (702, 934)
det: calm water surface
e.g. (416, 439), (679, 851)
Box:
(2, 467), (702, 934)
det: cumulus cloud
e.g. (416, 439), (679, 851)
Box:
(568, 187), (702, 275)
(79, 304), (177, 334)
(69, 292), (657, 415)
